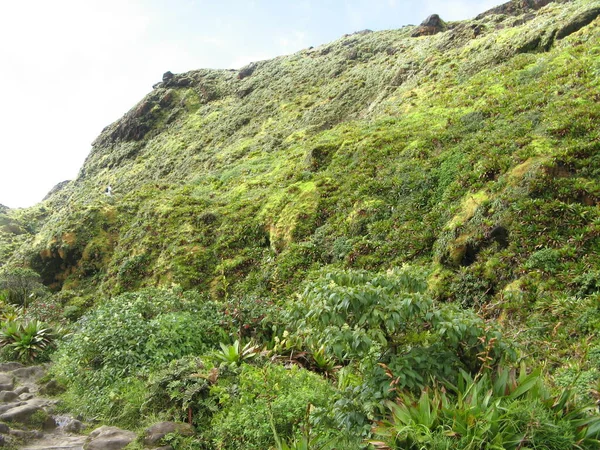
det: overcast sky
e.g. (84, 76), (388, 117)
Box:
(0, 0), (501, 208)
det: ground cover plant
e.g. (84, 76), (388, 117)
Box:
(1, 0), (600, 447)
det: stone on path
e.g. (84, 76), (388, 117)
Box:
(84, 425), (137, 450)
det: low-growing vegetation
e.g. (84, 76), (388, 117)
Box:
(1, 0), (600, 447)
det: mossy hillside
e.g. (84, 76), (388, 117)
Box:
(3, 0), (599, 353)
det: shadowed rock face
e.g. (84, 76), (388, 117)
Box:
(411, 14), (447, 37)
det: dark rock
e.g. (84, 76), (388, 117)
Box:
(0, 423), (9, 433)
(84, 425), (137, 450)
(411, 14), (447, 37)
(43, 415), (57, 431)
(144, 421), (194, 446)
(236, 85), (254, 98)
(162, 71), (174, 82)
(0, 391), (18, 403)
(238, 62), (257, 80)
(556, 7), (600, 40)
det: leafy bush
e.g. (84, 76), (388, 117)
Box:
(0, 267), (46, 307)
(290, 267), (511, 389)
(209, 363), (337, 450)
(52, 288), (227, 423)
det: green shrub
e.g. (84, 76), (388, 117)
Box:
(0, 267), (46, 307)
(209, 363), (336, 450)
(52, 288), (227, 424)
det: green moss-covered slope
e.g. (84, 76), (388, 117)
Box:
(3, 0), (600, 344)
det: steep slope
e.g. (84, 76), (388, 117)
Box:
(3, 0), (600, 323)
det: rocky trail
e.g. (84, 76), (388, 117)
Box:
(0, 362), (194, 449)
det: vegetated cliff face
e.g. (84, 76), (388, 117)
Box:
(3, 0), (599, 312)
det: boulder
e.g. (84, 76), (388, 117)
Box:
(0, 399), (45, 423)
(84, 425), (137, 450)
(144, 421), (194, 446)
(14, 386), (29, 395)
(162, 71), (174, 82)
(411, 14), (447, 37)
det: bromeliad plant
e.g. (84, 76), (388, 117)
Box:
(0, 319), (58, 362)
(212, 340), (259, 365)
(371, 365), (600, 449)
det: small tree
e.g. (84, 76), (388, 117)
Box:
(0, 268), (45, 307)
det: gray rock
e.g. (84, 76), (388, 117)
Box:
(0, 401), (25, 414)
(0, 374), (14, 392)
(144, 421), (194, 446)
(84, 425), (136, 450)
(19, 393), (35, 401)
(0, 422), (9, 433)
(0, 391), (18, 403)
(62, 418), (84, 433)
(14, 386), (29, 395)
(0, 363), (23, 372)
(11, 366), (47, 383)
(9, 429), (43, 439)
(0, 399), (45, 423)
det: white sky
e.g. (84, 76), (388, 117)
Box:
(0, 0), (501, 208)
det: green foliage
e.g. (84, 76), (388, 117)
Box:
(0, 319), (58, 363)
(52, 288), (227, 424)
(372, 366), (600, 449)
(0, 267), (45, 307)
(209, 364), (337, 450)
(291, 267), (511, 389)
(211, 340), (258, 366)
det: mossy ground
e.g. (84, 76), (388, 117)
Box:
(1, 0), (600, 440)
